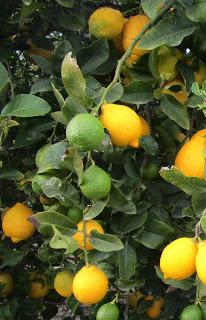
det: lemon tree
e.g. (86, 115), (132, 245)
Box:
(2, 0), (206, 319)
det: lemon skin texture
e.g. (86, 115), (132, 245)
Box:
(73, 265), (108, 305)
(160, 237), (198, 280)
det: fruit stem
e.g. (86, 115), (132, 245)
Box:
(93, 0), (176, 114)
(111, 294), (118, 304)
(82, 195), (89, 265)
(195, 276), (201, 304)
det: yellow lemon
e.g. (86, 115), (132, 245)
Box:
(191, 129), (206, 140)
(54, 271), (73, 298)
(122, 15), (150, 58)
(145, 295), (165, 319)
(73, 265), (108, 305)
(2, 203), (35, 243)
(72, 220), (104, 251)
(89, 7), (124, 39)
(0, 272), (13, 298)
(160, 237), (198, 280)
(100, 104), (142, 148)
(175, 137), (206, 179)
(196, 241), (206, 284)
(162, 79), (188, 105)
(29, 273), (49, 299)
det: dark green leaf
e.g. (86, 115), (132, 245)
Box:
(55, 0), (73, 7)
(61, 147), (83, 185)
(186, 3), (206, 22)
(140, 136), (158, 155)
(0, 62), (10, 94)
(118, 242), (137, 280)
(90, 231), (124, 252)
(141, 0), (165, 19)
(84, 196), (109, 220)
(120, 81), (154, 104)
(105, 83), (124, 103)
(0, 168), (24, 181)
(30, 78), (52, 94)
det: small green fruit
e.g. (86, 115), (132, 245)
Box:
(96, 303), (119, 320)
(200, 302), (206, 320)
(180, 304), (202, 320)
(67, 206), (82, 224)
(143, 162), (159, 180)
(80, 165), (111, 201)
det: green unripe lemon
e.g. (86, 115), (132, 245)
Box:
(96, 303), (119, 320)
(200, 302), (206, 320)
(66, 113), (104, 151)
(143, 162), (159, 180)
(32, 174), (52, 194)
(67, 206), (82, 224)
(180, 304), (202, 320)
(80, 165), (111, 201)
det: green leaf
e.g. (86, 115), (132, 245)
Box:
(160, 167), (206, 195)
(19, 2), (42, 26)
(0, 299), (19, 320)
(61, 147), (83, 185)
(51, 83), (64, 108)
(176, 61), (195, 93)
(186, 3), (206, 22)
(62, 96), (88, 122)
(0, 62), (10, 94)
(90, 231), (124, 252)
(59, 11), (85, 31)
(30, 78), (52, 94)
(55, 0), (73, 7)
(105, 83), (124, 103)
(115, 278), (145, 291)
(1, 94), (51, 117)
(120, 81), (154, 104)
(139, 16), (196, 50)
(160, 94), (190, 130)
(141, 0), (165, 20)
(200, 210), (206, 235)
(118, 212), (148, 234)
(118, 242), (137, 280)
(77, 39), (109, 75)
(52, 40), (75, 76)
(41, 177), (80, 207)
(29, 211), (75, 235)
(49, 226), (78, 254)
(84, 196), (109, 220)
(0, 246), (24, 267)
(109, 186), (137, 215)
(30, 54), (51, 74)
(0, 168), (24, 181)
(155, 266), (195, 290)
(140, 136), (158, 155)
(37, 142), (68, 173)
(192, 193), (206, 217)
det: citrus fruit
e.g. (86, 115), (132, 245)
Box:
(196, 241), (206, 284)
(145, 295), (164, 319)
(162, 79), (188, 104)
(157, 45), (178, 81)
(195, 60), (206, 85)
(2, 203), (35, 243)
(160, 237), (198, 280)
(200, 302), (206, 320)
(180, 304), (202, 320)
(89, 7), (124, 39)
(32, 173), (52, 194)
(122, 15), (150, 58)
(143, 162), (159, 179)
(139, 116), (151, 137)
(73, 265), (108, 305)
(174, 136), (206, 179)
(29, 273), (49, 299)
(0, 272), (13, 298)
(96, 303), (119, 320)
(191, 129), (206, 140)
(66, 113), (104, 151)
(73, 219), (104, 250)
(100, 104), (142, 148)
(128, 291), (144, 310)
(80, 165), (111, 200)
(67, 206), (82, 224)
(54, 271), (73, 298)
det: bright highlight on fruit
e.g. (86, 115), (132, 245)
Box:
(80, 165), (111, 200)
(73, 219), (104, 250)
(66, 113), (104, 151)
(2, 203), (35, 243)
(73, 265), (108, 305)
(89, 7), (125, 39)
(100, 104), (142, 148)
(160, 237), (198, 280)
(54, 271), (73, 298)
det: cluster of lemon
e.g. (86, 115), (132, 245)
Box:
(160, 238), (206, 319)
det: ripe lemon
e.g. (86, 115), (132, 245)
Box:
(29, 273), (49, 299)
(100, 104), (142, 148)
(80, 165), (111, 200)
(67, 206), (82, 224)
(128, 291), (144, 310)
(175, 137), (206, 179)
(196, 241), (206, 284)
(73, 265), (108, 305)
(0, 272), (13, 298)
(2, 203), (35, 243)
(157, 45), (178, 81)
(89, 7), (124, 39)
(160, 237), (198, 280)
(191, 129), (206, 140)
(73, 219), (104, 250)
(54, 271), (73, 298)
(162, 79), (188, 105)
(180, 304), (202, 320)
(122, 15), (150, 58)
(66, 113), (104, 151)
(96, 303), (119, 320)
(145, 295), (164, 319)
(195, 60), (206, 85)
(139, 116), (151, 137)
